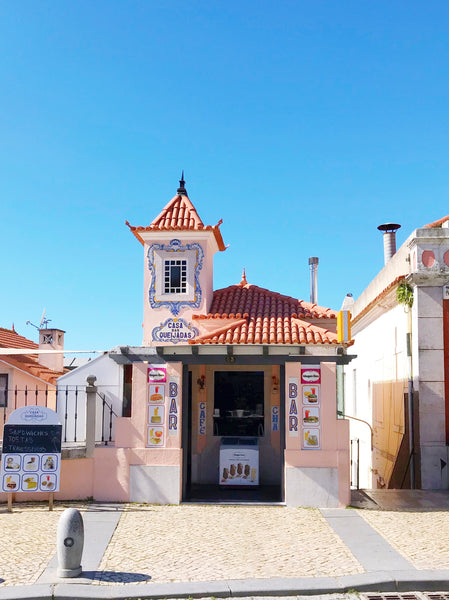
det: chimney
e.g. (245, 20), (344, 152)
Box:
(39, 328), (65, 373)
(309, 257), (319, 304)
(377, 223), (401, 265)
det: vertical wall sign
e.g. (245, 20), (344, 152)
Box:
(168, 377), (179, 436)
(198, 401), (206, 436)
(301, 365), (321, 449)
(288, 377), (299, 437)
(147, 364), (168, 447)
(271, 406), (280, 432)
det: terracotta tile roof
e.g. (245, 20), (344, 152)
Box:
(0, 327), (62, 385)
(126, 194), (226, 251)
(423, 215), (449, 229)
(189, 278), (344, 346)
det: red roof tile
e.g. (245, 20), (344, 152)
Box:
(0, 327), (63, 385)
(423, 215), (449, 229)
(190, 279), (344, 346)
(126, 194), (226, 251)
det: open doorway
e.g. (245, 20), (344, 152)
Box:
(183, 366), (284, 503)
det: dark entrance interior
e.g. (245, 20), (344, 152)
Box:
(183, 368), (284, 504)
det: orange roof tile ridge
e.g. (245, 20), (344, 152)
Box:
(150, 195), (205, 229)
(423, 214), (449, 228)
(188, 318), (247, 344)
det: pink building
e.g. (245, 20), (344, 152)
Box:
(1, 178), (353, 507)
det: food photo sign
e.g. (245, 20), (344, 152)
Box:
(147, 364), (167, 447)
(301, 366), (321, 449)
(1, 406), (62, 495)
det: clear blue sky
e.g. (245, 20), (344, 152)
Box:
(1, 1), (448, 352)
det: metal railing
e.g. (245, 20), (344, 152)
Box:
(0, 385), (56, 431)
(56, 385), (119, 445)
(0, 385), (119, 447)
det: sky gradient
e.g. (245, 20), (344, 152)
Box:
(1, 1), (448, 353)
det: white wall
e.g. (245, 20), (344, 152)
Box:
(345, 303), (409, 488)
(57, 354), (123, 443)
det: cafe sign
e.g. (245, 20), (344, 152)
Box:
(152, 318), (199, 344)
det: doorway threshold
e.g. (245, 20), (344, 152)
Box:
(184, 484), (283, 505)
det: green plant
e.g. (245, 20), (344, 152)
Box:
(397, 282), (414, 310)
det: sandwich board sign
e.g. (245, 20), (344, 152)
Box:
(1, 406), (62, 496)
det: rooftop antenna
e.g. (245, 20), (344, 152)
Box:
(26, 308), (52, 331)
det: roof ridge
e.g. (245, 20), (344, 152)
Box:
(189, 318), (247, 344)
(423, 214), (449, 228)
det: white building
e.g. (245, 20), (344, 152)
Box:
(345, 215), (449, 490)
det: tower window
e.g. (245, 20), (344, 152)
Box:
(164, 259), (187, 294)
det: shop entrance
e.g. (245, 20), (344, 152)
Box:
(183, 366), (284, 503)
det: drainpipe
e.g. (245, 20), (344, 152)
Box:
(406, 305), (415, 489)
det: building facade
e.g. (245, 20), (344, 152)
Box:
(1, 179), (354, 507)
(345, 216), (449, 490)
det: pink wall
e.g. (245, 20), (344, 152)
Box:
(284, 361), (350, 506)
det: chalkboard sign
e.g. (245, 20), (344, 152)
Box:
(1, 406), (62, 493)
(2, 425), (62, 454)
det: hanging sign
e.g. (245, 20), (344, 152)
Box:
(1, 406), (62, 493)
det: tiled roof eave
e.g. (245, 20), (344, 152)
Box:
(125, 220), (226, 251)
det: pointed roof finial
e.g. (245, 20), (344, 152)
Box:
(240, 268), (247, 286)
(177, 170), (187, 196)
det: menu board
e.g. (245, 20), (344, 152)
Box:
(1, 406), (62, 493)
(301, 366), (321, 449)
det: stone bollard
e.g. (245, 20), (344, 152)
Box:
(57, 508), (84, 577)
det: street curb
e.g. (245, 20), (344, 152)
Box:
(2, 571), (449, 600)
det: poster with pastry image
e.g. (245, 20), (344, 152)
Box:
(3, 473), (19, 491)
(22, 473), (38, 491)
(40, 473), (56, 491)
(149, 384), (165, 404)
(147, 427), (165, 447)
(148, 405), (165, 426)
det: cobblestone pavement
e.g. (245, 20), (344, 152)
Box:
(0, 503), (86, 586)
(2, 502), (449, 588)
(358, 509), (449, 570)
(96, 504), (364, 584)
